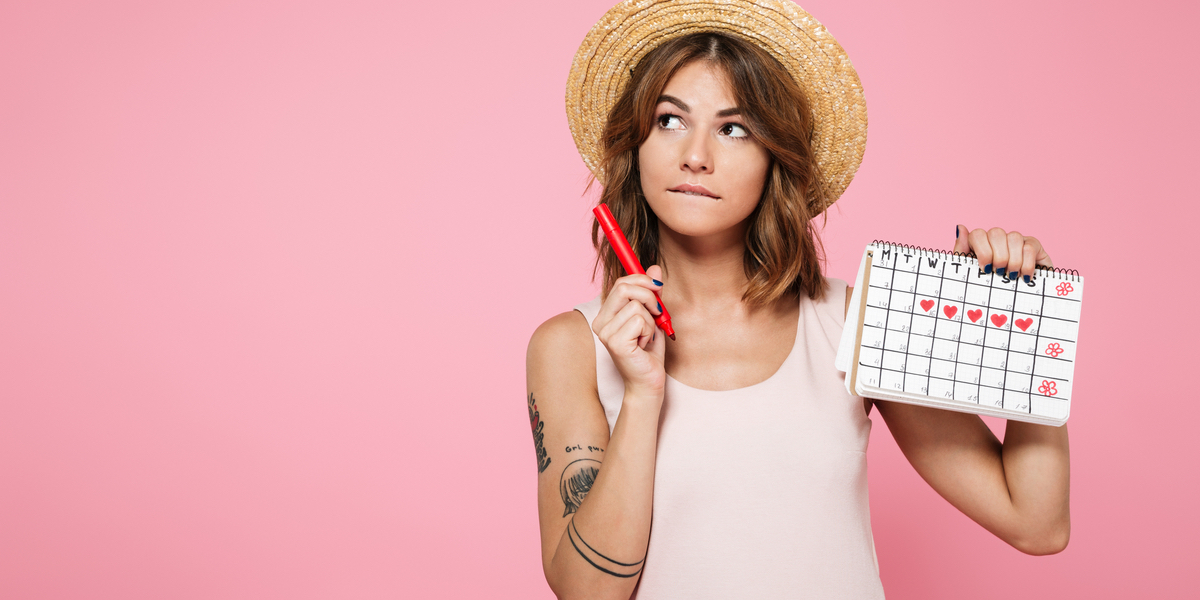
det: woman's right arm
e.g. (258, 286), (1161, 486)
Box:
(526, 271), (667, 600)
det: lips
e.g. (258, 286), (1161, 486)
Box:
(669, 183), (719, 199)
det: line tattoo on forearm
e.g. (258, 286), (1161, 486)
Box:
(567, 518), (645, 578)
(528, 393), (551, 473)
(560, 458), (601, 517)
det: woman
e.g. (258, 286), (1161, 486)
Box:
(527, 2), (1069, 598)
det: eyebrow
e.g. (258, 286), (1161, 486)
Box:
(657, 94), (742, 117)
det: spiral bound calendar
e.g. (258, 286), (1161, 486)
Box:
(835, 241), (1084, 426)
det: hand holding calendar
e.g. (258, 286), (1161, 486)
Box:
(836, 230), (1083, 426)
(953, 225), (1054, 280)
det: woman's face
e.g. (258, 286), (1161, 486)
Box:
(638, 60), (770, 239)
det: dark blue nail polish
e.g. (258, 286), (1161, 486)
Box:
(1023, 275), (1031, 284)
(657, 302), (662, 312)
(652, 279), (663, 286)
(955, 226), (959, 239)
(984, 264), (993, 274)
(998, 267), (1007, 278)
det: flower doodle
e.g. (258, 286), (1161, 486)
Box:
(1038, 380), (1058, 396)
(1055, 282), (1074, 297)
(1045, 343), (1064, 358)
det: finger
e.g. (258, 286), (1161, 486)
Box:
(645, 264), (664, 288)
(1024, 236), (1054, 269)
(1002, 231), (1024, 280)
(594, 281), (661, 335)
(646, 317), (667, 357)
(986, 228), (1009, 276)
(612, 301), (656, 351)
(1019, 241), (1038, 283)
(967, 228), (994, 273)
(602, 297), (657, 347)
(613, 275), (662, 315)
(953, 224), (970, 254)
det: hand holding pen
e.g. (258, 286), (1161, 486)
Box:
(590, 203), (672, 397)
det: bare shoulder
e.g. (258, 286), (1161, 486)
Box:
(526, 310), (601, 427)
(527, 310), (596, 385)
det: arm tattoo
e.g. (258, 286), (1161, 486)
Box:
(560, 458), (601, 517)
(567, 518), (645, 578)
(528, 393), (551, 473)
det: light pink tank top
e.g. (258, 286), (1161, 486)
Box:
(573, 278), (885, 599)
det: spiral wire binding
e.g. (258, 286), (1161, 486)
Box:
(870, 240), (1082, 282)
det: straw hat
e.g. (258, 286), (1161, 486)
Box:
(566, 0), (867, 209)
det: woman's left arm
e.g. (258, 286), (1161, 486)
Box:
(873, 225), (1070, 555)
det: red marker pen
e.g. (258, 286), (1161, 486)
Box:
(593, 203), (676, 341)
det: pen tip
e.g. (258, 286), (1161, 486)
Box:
(668, 333), (676, 341)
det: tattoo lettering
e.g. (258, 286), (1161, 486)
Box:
(564, 444), (604, 454)
(567, 518), (644, 578)
(528, 393), (551, 473)
(560, 458), (601, 517)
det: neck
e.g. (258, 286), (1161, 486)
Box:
(656, 220), (755, 315)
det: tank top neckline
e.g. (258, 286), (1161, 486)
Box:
(663, 294), (803, 395)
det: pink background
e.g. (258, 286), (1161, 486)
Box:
(2, 0), (1197, 597)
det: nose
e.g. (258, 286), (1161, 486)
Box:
(681, 131), (712, 173)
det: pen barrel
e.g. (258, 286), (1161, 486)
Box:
(593, 204), (644, 275)
(593, 203), (675, 339)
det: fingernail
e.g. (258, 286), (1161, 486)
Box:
(1023, 275), (1031, 284)
(652, 279), (663, 286)
(998, 267), (1007, 277)
(657, 301), (662, 312)
(955, 226), (959, 239)
(984, 264), (993, 274)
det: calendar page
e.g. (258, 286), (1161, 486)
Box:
(837, 241), (1084, 426)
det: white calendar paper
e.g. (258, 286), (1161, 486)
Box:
(836, 241), (1084, 426)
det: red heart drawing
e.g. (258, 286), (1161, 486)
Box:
(943, 305), (957, 319)
(1016, 318), (1032, 331)
(920, 299), (935, 312)
(968, 309), (982, 322)
(991, 314), (1007, 328)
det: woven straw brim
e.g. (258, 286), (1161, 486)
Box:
(566, 0), (867, 210)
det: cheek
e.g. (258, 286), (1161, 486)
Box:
(638, 140), (669, 179)
(725, 148), (771, 204)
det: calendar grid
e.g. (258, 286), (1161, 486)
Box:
(876, 255), (895, 393)
(937, 258), (958, 400)
(850, 242), (1083, 425)
(1033, 279), (1049, 408)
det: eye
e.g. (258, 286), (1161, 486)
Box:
(657, 114), (684, 130)
(720, 123), (749, 138)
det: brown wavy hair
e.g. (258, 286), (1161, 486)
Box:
(592, 32), (828, 305)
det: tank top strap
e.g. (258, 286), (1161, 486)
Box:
(805, 277), (850, 354)
(573, 295), (624, 434)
